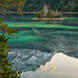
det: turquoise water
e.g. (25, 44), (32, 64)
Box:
(9, 30), (41, 43)
(65, 17), (78, 21)
(3, 21), (78, 29)
(4, 14), (78, 73)
(2, 14), (78, 50)
(0, 13), (78, 52)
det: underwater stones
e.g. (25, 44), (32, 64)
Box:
(26, 56), (38, 65)
(8, 49), (53, 71)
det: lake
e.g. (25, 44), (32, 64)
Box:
(0, 13), (78, 77)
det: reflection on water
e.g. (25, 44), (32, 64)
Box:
(21, 53), (78, 78)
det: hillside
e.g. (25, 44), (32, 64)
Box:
(24, 0), (78, 12)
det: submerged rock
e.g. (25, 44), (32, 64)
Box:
(8, 49), (52, 71)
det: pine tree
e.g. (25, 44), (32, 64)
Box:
(0, 34), (21, 78)
(0, 0), (26, 78)
(0, 14), (21, 78)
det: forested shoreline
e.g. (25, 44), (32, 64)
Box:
(24, 0), (78, 12)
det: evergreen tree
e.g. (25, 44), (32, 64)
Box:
(0, 34), (21, 78)
(0, 0), (26, 78)
(0, 12), (21, 78)
(24, 0), (78, 12)
(0, 18), (19, 35)
(0, 0), (26, 15)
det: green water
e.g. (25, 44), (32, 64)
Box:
(4, 21), (78, 29)
(8, 30), (42, 44)
(65, 17), (78, 21)
(3, 20), (78, 45)
(9, 31), (41, 43)
(5, 15), (78, 74)
(2, 15), (78, 48)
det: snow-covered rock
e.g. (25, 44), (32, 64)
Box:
(21, 53), (78, 78)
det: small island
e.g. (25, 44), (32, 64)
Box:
(33, 4), (64, 21)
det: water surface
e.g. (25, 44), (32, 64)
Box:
(1, 13), (78, 77)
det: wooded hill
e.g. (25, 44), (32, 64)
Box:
(24, 0), (78, 12)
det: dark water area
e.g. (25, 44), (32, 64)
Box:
(64, 14), (78, 17)
(0, 13), (34, 21)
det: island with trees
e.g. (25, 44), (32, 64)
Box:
(33, 4), (63, 21)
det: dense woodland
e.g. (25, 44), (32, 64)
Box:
(0, 0), (78, 12)
(24, 0), (78, 12)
